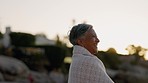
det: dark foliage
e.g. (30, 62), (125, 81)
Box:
(44, 46), (66, 70)
(9, 32), (35, 46)
(98, 50), (121, 70)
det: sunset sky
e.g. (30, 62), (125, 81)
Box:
(0, 0), (148, 59)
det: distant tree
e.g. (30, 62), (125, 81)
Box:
(0, 32), (3, 39)
(126, 45), (147, 64)
(98, 48), (121, 70)
(44, 46), (66, 70)
(71, 19), (87, 26)
(55, 35), (69, 49)
(106, 48), (121, 69)
(0, 32), (4, 54)
(106, 48), (117, 54)
(72, 19), (76, 25)
(9, 32), (35, 46)
(55, 35), (63, 46)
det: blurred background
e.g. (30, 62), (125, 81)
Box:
(0, 0), (148, 83)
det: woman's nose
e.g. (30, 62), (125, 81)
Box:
(96, 37), (100, 43)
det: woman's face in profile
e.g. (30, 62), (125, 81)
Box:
(81, 28), (100, 55)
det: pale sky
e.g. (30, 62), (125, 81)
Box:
(0, 0), (148, 59)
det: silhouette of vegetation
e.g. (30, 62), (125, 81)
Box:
(9, 32), (35, 46)
(0, 32), (3, 39)
(126, 45), (147, 64)
(98, 48), (121, 70)
(44, 45), (66, 70)
(0, 32), (4, 54)
(55, 35), (63, 46)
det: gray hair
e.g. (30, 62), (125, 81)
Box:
(69, 23), (92, 45)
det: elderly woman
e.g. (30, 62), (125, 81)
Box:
(68, 23), (114, 83)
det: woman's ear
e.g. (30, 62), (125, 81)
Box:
(76, 38), (83, 46)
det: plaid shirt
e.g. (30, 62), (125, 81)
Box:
(68, 45), (114, 83)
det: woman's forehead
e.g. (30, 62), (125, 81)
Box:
(86, 28), (96, 35)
